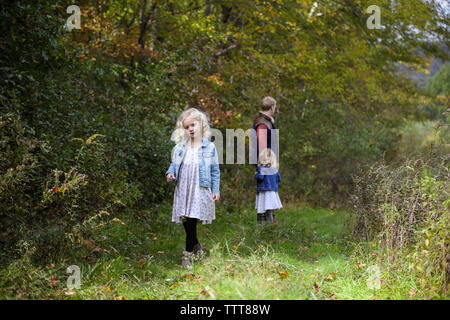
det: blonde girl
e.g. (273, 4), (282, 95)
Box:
(165, 108), (220, 266)
(254, 148), (282, 223)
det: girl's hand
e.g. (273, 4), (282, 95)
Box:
(212, 193), (220, 201)
(166, 173), (175, 183)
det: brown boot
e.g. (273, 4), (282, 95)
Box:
(181, 251), (193, 267)
(192, 243), (204, 258)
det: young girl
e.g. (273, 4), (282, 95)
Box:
(165, 108), (220, 267)
(254, 148), (282, 224)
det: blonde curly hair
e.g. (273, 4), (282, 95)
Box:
(170, 108), (212, 144)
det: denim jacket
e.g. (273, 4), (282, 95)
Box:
(165, 137), (220, 195)
(254, 165), (281, 192)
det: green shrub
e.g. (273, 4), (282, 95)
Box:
(348, 153), (449, 294)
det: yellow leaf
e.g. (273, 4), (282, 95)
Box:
(86, 134), (104, 145)
(111, 218), (125, 225)
(184, 273), (195, 280)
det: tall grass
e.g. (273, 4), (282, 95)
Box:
(349, 153), (449, 295)
(1, 203), (446, 300)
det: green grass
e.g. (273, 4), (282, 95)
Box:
(0, 203), (446, 300)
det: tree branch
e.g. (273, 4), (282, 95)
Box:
(214, 39), (242, 57)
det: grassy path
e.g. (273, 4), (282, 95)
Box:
(1, 203), (427, 299)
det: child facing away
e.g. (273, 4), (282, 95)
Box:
(254, 148), (282, 224)
(165, 108), (220, 267)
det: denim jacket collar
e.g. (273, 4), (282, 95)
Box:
(181, 137), (210, 148)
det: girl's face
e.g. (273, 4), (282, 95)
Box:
(183, 116), (202, 140)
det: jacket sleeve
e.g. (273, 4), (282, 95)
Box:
(277, 171), (281, 182)
(210, 145), (220, 195)
(165, 146), (176, 177)
(256, 123), (268, 154)
(254, 166), (264, 181)
(165, 162), (176, 176)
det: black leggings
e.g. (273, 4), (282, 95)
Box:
(182, 217), (199, 252)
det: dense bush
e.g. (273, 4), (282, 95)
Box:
(278, 103), (400, 207)
(348, 151), (449, 294)
(0, 1), (171, 263)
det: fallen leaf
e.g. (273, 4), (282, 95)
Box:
(278, 271), (289, 280)
(184, 273), (196, 280)
(83, 239), (94, 249)
(313, 282), (321, 292)
(329, 293), (339, 300)
(104, 285), (111, 292)
(48, 279), (59, 287)
(381, 279), (391, 288)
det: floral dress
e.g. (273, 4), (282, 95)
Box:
(171, 145), (215, 224)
